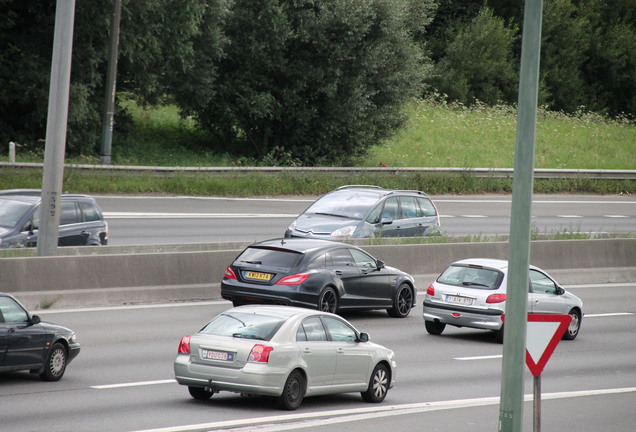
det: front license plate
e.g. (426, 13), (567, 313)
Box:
(201, 349), (234, 361)
(244, 271), (272, 281)
(445, 295), (474, 306)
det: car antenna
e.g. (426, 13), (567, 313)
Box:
(280, 239), (286, 246)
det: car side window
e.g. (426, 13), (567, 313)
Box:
(349, 249), (376, 268)
(321, 317), (357, 342)
(297, 317), (328, 341)
(327, 248), (355, 267)
(366, 204), (383, 224)
(0, 296), (29, 323)
(60, 202), (80, 225)
(382, 197), (399, 220)
(529, 269), (557, 294)
(79, 202), (101, 222)
(417, 197), (437, 216)
(400, 197), (420, 219)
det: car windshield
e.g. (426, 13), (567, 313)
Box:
(437, 264), (503, 289)
(0, 199), (32, 227)
(200, 312), (285, 341)
(237, 246), (303, 270)
(304, 190), (381, 220)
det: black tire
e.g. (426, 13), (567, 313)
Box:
(318, 288), (338, 313)
(188, 386), (213, 400)
(276, 370), (305, 410)
(40, 343), (67, 382)
(387, 283), (413, 318)
(361, 363), (390, 403)
(424, 320), (446, 335)
(562, 309), (581, 340)
(494, 327), (504, 344)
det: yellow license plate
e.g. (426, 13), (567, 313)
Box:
(246, 271), (272, 281)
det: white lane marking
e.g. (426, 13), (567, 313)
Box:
(103, 212), (296, 219)
(603, 215), (630, 218)
(91, 379), (176, 389)
(127, 387), (636, 432)
(460, 215), (488, 218)
(556, 215), (583, 218)
(455, 355), (502, 361)
(584, 312), (634, 318)
(35, 300), (231, 314)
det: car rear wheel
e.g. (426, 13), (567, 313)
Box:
(318, 288), (338, 313)
(277, 370), (305, 410)
(40, 343), (67, 381)
(562, 309), (581, 340)
(424, 320), (446, 335)
(361, 363), (390, 403)
(188, 386), (213, 400)
(387, 283), (413, 318)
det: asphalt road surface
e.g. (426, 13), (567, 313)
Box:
(96, 194), (636, 245)
(1, 282), (634, 432)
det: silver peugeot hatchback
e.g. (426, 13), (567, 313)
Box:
(422, 258), (583, 343)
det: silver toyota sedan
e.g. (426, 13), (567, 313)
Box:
(422, 258), (584, 343)
(174, 305), (397, 410)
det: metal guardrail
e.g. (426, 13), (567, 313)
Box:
(1, 161), (635, 180)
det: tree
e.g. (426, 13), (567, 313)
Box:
(172, 0), (434, 166)
(429, 6), (519, 106)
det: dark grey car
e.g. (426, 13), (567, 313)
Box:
(0, 292), (80, 381)
(284, 185), (440, 239)
(0, 192), (108, 248)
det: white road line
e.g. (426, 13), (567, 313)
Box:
(460, 215), (488, 218)
(556, 215), (583, 218)
(103, 212), (296, 219)
(584, 312), (634, 318)
(91, 379), (176, 389)
(603, 215), (630, 218)
(127, 387), (636, 432)
(455, 355), (502, 361)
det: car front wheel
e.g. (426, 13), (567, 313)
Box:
(361, 363), (390, 403)
(387, 283), (413, 318)
(40, 343), (67, 381)
(424, 320), (446, 335)
(562, 309), (582, 340)
(318, 288), (338, 313)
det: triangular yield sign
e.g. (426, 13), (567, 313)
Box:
(525, 314), (572, 377)
(501, 314), (572, 377)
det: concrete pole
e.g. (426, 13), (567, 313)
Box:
(100, 0), (122, 165)
(37, 0), (76, 257)
(498, 0), (543, 431)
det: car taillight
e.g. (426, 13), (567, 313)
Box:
(178, 336), (191, 354)
(486, 294), (507, 303)
(277, 273), (309, 285)
(426, 285), (435, 296)
(248, 344), (274, 363)
(224, 267), (237, 279)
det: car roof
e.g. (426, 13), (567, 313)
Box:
(249, 238), (353, 254)
(333, 185), (431, 198)
(229, 304), (329, 319)
(451, 258), (510, 270)
(0, 192), (96, 204)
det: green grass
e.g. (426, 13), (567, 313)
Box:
(1, 98), (634, 195)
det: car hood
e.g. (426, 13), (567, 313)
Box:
(0, 227), (10, 236)
(292, 213), (360, 234)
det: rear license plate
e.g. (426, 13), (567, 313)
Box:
(245, 271), (272, 281)
(445, 295), (474, 306)
(201, 349), (234, 361)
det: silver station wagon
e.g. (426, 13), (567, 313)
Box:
(422, 258), (584, 343)
(174, 305), (397, 410)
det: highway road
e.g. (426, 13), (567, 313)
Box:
(96, 194), (636, 245)
(1, 282), (634, 432)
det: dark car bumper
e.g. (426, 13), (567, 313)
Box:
(67, 342), (81, 364)
(221, 281), (317, 309)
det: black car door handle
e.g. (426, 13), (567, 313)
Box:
(335, 271), (343, 275)
(8, 327), (16, 333)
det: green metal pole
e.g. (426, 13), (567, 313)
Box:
(498, 1), (543, 431)
(100, 0), (122, 165)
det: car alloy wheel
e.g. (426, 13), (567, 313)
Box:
(563, 309), (581, 340)
(361, 363), (389, 403)
(318, 288), (338, 313)
(40, 343), (67, 381)
(387, 284), (412, 318)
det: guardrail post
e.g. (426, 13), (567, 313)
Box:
(9, 142), (16, 162)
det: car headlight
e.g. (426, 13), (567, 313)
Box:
(286, 221), (296, 232)
(69, 333), (77, 343)
(331, 225), (356, 237)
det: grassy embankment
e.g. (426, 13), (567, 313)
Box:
(2, 99), (634, 196)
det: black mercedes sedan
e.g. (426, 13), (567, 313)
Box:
(221, 238), (416, 318)
(0, 292), (80, 381)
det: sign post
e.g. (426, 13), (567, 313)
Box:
(502, 314), (572, 432)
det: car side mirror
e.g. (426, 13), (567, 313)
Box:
(380, 216), (393, 225)
(376, 260), (385, 270)
(30, 315), (41, 325)
(555, 286), (565, 295)
(358, 332), (369, 342)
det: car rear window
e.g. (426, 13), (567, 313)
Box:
(437, 264), (503, 289)
(200, 312), (285, 341)
(236, 246), (303, 270)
